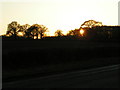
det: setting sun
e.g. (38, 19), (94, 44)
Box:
(0, 0), (119, 36)
(1, 1), (120, 88)
(80, 29), (85, 36)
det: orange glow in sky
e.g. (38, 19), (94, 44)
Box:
(0, 0), (119, 36)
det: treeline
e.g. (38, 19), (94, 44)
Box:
(5, 21), (48, 39)
(2, 20), (120, 41)
(82, 26), (120, 41)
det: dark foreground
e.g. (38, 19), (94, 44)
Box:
(2, 39), (120, 88)
(3, 64), (120, 88)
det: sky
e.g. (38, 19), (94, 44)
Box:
(0, 0), (119, 36)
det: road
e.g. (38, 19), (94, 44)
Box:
(3, 64), (120, 88)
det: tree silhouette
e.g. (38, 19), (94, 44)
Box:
(67, 29), (80, 36)
(27, 24), (48, 39)
(54, 30), (64, 37)
(18, 24), (31, 37)
(6, 21), (20, 38)
(81, 20), (102, 28)
(67, 30), (75, 36)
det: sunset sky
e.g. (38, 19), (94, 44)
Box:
(0, 0), (119, 36)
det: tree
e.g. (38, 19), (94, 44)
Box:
(18, 24), (31, 37)
(27, 24), (48, 39)
(6, 21), (20, 38)
(54, 30), (64, 37)
(39, 24), (48, 39)
(67, 30), (75, 36)
(67, 29), (80, 36)
(81, 20), (102, 28)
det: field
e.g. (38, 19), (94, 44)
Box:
(2, 39), (120, 82)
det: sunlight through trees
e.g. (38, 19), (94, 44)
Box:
(4, 20), (120, 41)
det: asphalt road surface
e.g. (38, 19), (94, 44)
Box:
(3, 64), (120, 88)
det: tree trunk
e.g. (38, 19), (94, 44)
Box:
(40, 33), (43, 39)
